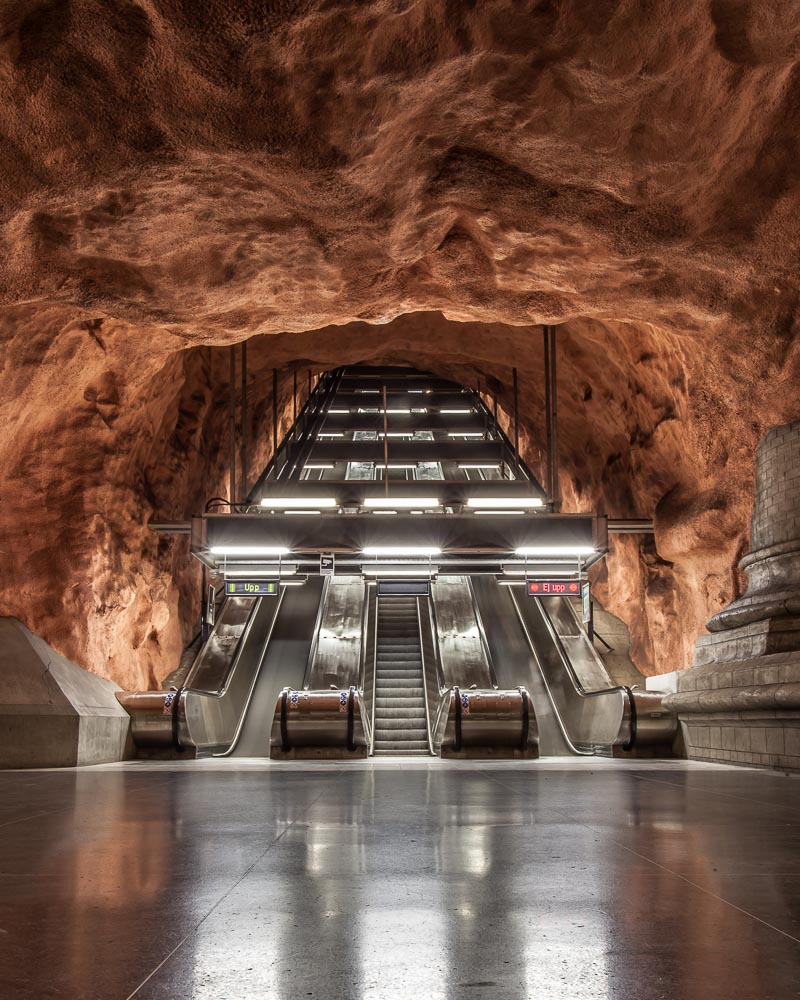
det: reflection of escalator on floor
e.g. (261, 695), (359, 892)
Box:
(372, 596), (431, 755)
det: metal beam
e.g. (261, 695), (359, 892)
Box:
(196, 512), (605, 562)
(307, 440), (507, 465)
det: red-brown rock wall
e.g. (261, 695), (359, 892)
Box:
(1, 2), (800, 685)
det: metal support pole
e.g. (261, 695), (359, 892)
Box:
(512, 366), (519, 471)
(382, 384), (389, 496)
(293, 370), (298, 436)
(272, 367), (278, 455)
(550, 330), (559, 510)
(240, 341), (248, 500)
(543, 328), (553, 506)
(229, 345), (236, 506)
(544, 325), (560, 511)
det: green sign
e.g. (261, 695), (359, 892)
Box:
(225, 580), (279, 596)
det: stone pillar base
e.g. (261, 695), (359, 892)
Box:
(664, 649), (800, 771)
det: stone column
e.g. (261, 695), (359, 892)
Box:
(664, 420), (800, 771)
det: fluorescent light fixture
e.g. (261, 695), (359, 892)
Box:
(319, 432), (345, 438)
(328, 409), (349, 414)
(365, 497), (440, 508)
(305, 463), (335, 470)
(284, 510), (321, 515)
(357, 389), (380, 394)
(260, 497), (337, 509)
(375, 464), (417, 469)
(515, 545), (596, 557)
(362, 564), (439, 576)
(497, 579), (526, 586)
(372, 510), (397, 515)
(459, 464), (500, 470)
(501, 565), (580, 576)
(210, 545), (290, 556)
(467, 497), (544, 509)
(225, 564), (297, 577)
(441, 408), (473, 414)
(449, 432), (483, 438)
(378, 432), (414, 438)
(472, 510), (520, 515)
(280, 579), (307, 587)
(362, 546), (441, 557)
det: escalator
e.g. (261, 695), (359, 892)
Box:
(225, 578), (325, 756)
(372, 596), (430, 755)
(472, 575), (676, 755)
(120, 579), (326, 757)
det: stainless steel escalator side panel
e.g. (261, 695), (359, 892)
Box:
(269, 688), (370, 759)
(470, 575), (581, 756)
(434, 686), (538, 759)
(177, 593), (285, 752)
(508, 585), (627, 748)
(430, 576), (495, 690)
(305, 576), (365, 691)
(361, 585), (378, 747)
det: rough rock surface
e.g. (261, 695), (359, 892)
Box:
(1, 1), (799, 688)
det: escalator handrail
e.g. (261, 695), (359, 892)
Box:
(533, 596), (630, 702)
(468, 576), (500, 690)
(415, 595), (436, 756)
(425, 588), (448, 695)
(301, 576), (331, 690)
(212, 588), (288, 755)
(183, 596), (266, 699)
(507, 586), (593, 756)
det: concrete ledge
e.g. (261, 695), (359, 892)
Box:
(0, 617), (131, 768)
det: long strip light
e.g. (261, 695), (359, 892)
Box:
(515, 545), (595, 557)
(365, 497), (439, 508)
(467, 497), (544, 509)
(260, 497), (337, 509)
(362, 546), (441, 557)
(305, 463), (335, 470)
(459, 463), (500, 470)
(210, 545), (290, 556)
(224, 564), (298, 577)
(449, 432), (483, 438)
(362, 564), (439, 576)
(441, 408), (473, 414)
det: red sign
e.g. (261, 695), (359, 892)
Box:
(526, 580), (580, 596)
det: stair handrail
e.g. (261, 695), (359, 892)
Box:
(416, 595), (436, 755)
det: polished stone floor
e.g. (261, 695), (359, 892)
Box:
(1, 758), (799, 1000)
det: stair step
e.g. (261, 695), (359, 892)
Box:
(375, 697), (425, 709)
(375, 708), (425, 729)
(373, 743), (430, 753)
(375, 727), (429, 739)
